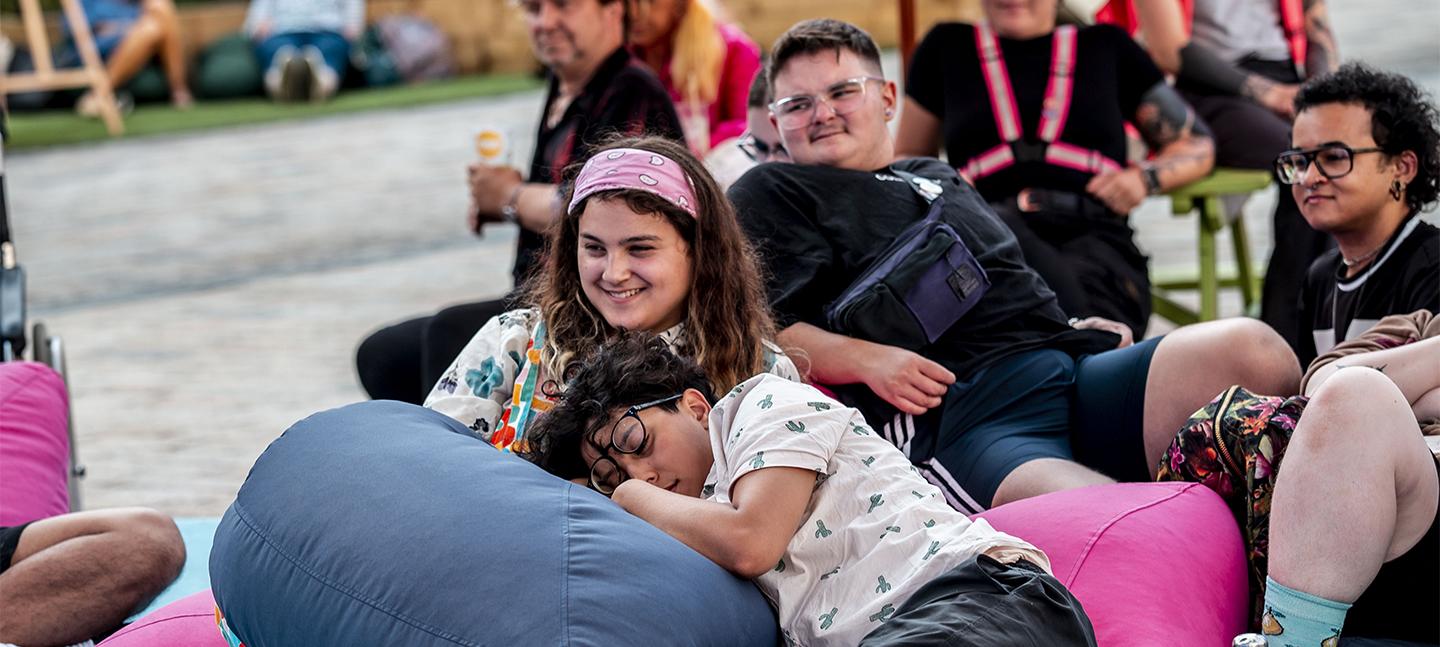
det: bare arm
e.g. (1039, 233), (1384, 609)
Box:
(1303, 336), (1440, 404)
(611, 466), (816, 578)
(894, 97), (944, 160)
(512, 183), (562, 233)
(1133, 82), (1215, 191)
(777, 323), (954, 415)
(466, 163), (562, 234)
(1132, 0), (1190, 75)
(1086, 83), (1214, 213)
(1303, 0), (1340, 78)
(1130, 0), (1301, 117)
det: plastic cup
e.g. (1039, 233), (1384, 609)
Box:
(475, 128), (511, 166)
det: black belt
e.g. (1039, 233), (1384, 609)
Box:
(1010, 188), (1116, 219)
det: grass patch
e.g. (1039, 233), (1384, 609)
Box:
(5, 73), (543, 150)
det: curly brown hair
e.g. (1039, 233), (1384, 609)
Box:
(521, 134), (779, 393)
(1296, 62), (1440, 215)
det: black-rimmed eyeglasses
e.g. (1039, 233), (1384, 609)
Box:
(770, 76), (886, 131)
(738, 132), (787, 163)
(588, 393), (683, 495)
(1275, 143), (1385, 185)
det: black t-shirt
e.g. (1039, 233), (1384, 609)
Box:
(728, 157), (1117, 381)
(905, 23), (1164, 201)
(514, 48), (684, 282)
(1296, 216), (1440, 366)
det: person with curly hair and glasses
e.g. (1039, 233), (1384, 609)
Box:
(1278, 63), (1440, 367)
(423, 136), (798, 453)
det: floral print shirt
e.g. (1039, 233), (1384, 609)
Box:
(424, 308), (800, 443)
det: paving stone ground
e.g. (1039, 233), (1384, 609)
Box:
(5, 4), (1437, 516)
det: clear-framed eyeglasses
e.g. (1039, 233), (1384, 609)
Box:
(588, 393), (683, 495)
(1274, 143), (1385, 185)
(769, 76), (886, 131)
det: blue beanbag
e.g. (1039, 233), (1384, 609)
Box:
(210, 401), (778, 646)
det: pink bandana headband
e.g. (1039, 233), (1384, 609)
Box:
(567, 148), (698, 217)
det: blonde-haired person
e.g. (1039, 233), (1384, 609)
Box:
(628, 0), (760, 154)
(425, 135), (798, 451)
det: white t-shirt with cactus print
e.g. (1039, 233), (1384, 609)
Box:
(704, 374), (1050, 647)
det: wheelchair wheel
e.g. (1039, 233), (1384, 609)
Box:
(32, 322), (50, 365)
(30, 321), (65, 378)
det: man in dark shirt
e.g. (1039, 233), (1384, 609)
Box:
(355, 0), (683, 404)
(1282, 63), (1440, 366)
(730, 19), (1299, 513)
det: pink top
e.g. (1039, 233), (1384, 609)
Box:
(636, 22), (761, 152)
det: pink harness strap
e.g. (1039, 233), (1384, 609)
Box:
(961, 24), (1122, 183)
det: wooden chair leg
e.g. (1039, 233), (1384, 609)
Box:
(1198, 195), (1222, 321)
(1230, 212), (1260, 316)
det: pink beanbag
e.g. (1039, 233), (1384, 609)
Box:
(976, 482), (1247, 647)
(98, 590), (228, 647)
(0, 361), (70, 525)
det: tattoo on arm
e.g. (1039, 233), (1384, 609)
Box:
(1135, 83), (1197, 149)
(1303, 0), (1339, 77)
(1135, 83), (1215, 190)
(1242, 74), (1277, 102)
(1337, 363), (1388, 374)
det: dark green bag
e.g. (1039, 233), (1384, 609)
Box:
(195, 33), (262, 99)
(354, 25), (402, 88)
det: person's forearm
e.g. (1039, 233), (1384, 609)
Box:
(776, 322), (877, 386)
(515, 183), (561, 233)
(612, 481), (755, 575)
(1304, 336), (1440, 402)
(1150, 135), (1215, 191)
(1133, 83), (1216, 190)
(1303, 0), (1339, 78)
(1178, 42), (1261, 99)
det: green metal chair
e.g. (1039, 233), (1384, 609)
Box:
(1151, 168), (1273, 326)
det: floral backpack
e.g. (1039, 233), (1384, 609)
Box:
(1155, 385), (1310, 626)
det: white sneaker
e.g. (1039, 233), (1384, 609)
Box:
(74, 90), (133, 118)
(264, 44), (297, 100)
(302, 45), (338, 102)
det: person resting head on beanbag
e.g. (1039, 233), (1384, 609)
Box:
(527, 333), (1097, 646)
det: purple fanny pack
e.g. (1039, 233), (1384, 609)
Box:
(825, 197), (990, 350)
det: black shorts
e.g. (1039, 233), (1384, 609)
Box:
(0, 522), (32, 574)
(1070, 336), (1163, 482)
(1345, 458), (1440, 644)
(859, 555), (1097, 646)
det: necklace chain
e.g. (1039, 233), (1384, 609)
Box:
(1341, 242), (1385, 268)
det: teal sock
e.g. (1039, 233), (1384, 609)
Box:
(1261, 576), (1351, 647)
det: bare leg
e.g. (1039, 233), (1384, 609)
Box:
(1142, 318), (1301, 477)
(99, 0), (185, 90)
(992, 458), (1113, 507)
(101, 18), (162, 88)
(142, 0), (192, 106)
(1269, 368), (1438, 602)
(0, 508), (185, 647)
